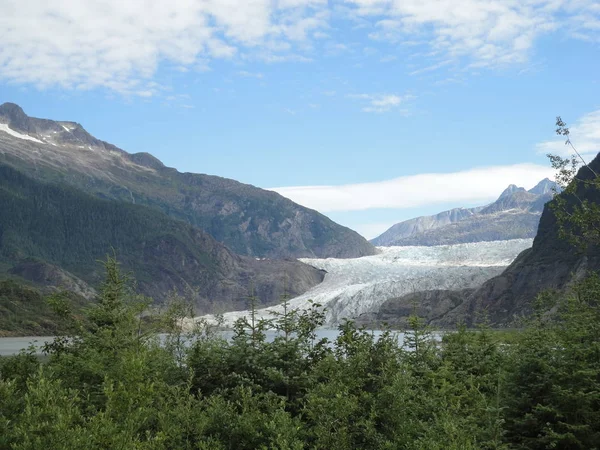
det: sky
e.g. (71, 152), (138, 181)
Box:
(1, 0), (599, 239)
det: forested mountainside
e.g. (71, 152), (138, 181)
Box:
(0, 164), (324, 314)
(0, 102), (375, 259)
(372, 179), (556, 246)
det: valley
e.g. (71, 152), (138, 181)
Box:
(189, 239), (533, 328)
(2, 4), (599, 447)
(0, 104), (596, 333)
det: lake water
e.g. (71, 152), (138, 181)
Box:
(0, 330), (418, 357)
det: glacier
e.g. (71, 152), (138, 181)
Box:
(186, 239), (533, 329)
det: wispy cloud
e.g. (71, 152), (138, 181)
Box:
(536, 110), (600, 162)
(0, 0), (328, 95)
(409, 59), (453, 76)
(0, 0), (598, 95)
(269, 164), (554, 212)
(348, 93), (414, 113)
(379, 55), (398, 63)
(347, 0), (600, 69)
(237, 70), (264, 79)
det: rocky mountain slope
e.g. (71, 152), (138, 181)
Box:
(372, 179), (557, 246)
(360, 155), (600, 328)
(0, 164), (324, 313)
(441, 154), (600, 327)
(0, 102), (375, 259)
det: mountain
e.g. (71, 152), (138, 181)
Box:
(371, 178), (557, 246)
(0, 103), (375, 259)
(359, 155), (600, 329)
(439, 154), (600, 327)
(371, 207), (482, 246)
(0, 164), (324, 314)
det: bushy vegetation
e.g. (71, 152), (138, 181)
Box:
(1, 255), (599, 449)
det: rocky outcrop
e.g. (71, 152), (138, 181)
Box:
(354, 288), (475, 329)
(371, 207), (481, 246)
(8, 259), (97, 300)
(0, 103), (375, 259)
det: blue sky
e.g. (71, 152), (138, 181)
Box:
(1, 0), (599, 238)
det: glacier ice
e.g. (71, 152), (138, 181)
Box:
(186, 239), (533, 328)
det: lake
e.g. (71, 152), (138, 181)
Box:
(0, 330), (419, 357)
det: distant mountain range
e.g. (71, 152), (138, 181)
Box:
(0, 102), (375, 259)
(372, 178), (558, 246)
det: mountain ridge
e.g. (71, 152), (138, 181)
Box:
(0, 163), (325, 313)
(0, 102), (376, 259)
(371, 178), (557, 247)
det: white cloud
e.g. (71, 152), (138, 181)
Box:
(0, 0), (598, 94)
(237, 70), (264, 78)
(346, 0), (600, 68)
(269, 163), (554, 212)
(348, 93), (413, 113)
(0, 0), (328, 95)
(536, 110), (600, 162)
(379, 55), (398, 63)
(409, 59), (453, 76)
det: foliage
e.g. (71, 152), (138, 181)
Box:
(0, 250), (598, 449)
(547, 116), (600, 248)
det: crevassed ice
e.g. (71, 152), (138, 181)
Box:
(186, 239), (533, 328)
(0, 123), (45, 144)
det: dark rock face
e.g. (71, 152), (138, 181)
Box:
(372, 179), (557, 247)
(0, 103), (375, 259)
(354, 289), (475, 329)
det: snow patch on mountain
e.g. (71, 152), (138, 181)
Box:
(0, 123), (44, 144)
(187, 239), (533, 328)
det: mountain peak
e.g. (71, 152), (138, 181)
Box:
(0, 103), (113, 150)
(528, 178), (558, 195)
(0, 102), (31, 132)
(0, 102), (26, 117)
(498, 184), (526, 200)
